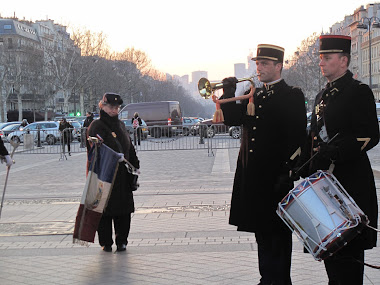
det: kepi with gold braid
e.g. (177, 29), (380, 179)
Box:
(252, 44), (285, 62)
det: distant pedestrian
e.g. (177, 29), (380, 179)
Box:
(83, 112), (94, 128)
(59, 118), (73, 156)
(20, 119), (28, 128)
(131, 112), (142, 146)
(83, 112), (94, 150)
(0, 139), (12, 167)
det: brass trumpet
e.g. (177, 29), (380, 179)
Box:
(198, 77), (255, 99)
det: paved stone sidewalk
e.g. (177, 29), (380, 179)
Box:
(0, 147), (379, 284)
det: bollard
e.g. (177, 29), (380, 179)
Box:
(80, 128), (86, 148)
(37, 126), (41, 147)
(199, 125), (205, 144)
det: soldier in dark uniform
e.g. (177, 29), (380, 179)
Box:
(217, 44), (307, 285)
(297, 35), (379, 285)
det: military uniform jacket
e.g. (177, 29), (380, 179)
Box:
(221, 79), (307, 233)
(303, 70), (379, 250)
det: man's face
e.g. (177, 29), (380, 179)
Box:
(319, 53), (348, 82)
(102, 104), (120, 117)
(256, 59), (282, 83)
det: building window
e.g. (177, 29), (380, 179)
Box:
(4, 25), (11, 30)
(7, 38), (12, 49)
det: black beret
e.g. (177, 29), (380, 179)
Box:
(102, 93), (123, 105)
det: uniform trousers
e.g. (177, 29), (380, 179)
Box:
(255, 228), (293, 285)
(324, 242), (364, 285)
(97, 213), (131, 246)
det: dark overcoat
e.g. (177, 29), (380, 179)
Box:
(304, 70), (379, 250)
(88, 112), (140, 216)
(0, 140), (9, 156)
(221, 79), (307, 233)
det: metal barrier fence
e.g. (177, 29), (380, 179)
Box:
(3, 124), (241, 156)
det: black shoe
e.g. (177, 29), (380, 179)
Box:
(116, 244), (126, 252)
(68, 152), (71, 156)
(102, 245), (112, 252)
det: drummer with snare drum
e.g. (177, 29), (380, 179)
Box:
(296, 35), (379, 285)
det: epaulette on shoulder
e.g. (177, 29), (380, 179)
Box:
(353, 80), (368, 88)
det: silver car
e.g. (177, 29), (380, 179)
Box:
(7, 121), (60, 145)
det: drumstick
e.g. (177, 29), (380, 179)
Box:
(294, 133), (340, 175)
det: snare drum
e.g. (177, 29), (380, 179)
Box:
(277, 170), (368, 261)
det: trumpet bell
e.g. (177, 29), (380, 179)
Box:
(198, 78), (213, 99)
(198, 76), (255, 99)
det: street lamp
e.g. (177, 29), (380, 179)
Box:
(357, 16), (380, 89)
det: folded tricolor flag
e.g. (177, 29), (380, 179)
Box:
(73, 143), (120, 245)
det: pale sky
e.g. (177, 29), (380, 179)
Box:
(0, 0), (374, 81)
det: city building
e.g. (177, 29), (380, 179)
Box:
(331, 3), (380, 101)
(0, 16), (79, 121)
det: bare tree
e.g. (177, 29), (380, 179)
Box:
(0, 45), (14, 121)
(43, 28), (82, 114)
(283, 32), (325, 111)
(117, 47), (152, 76)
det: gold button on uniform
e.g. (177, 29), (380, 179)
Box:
(259, 105), (262, 108)
(253, 127), (256, 130)
(256, 116), (259, 119)
(251, 138), (255, 141)
(249, 149), (253, 152)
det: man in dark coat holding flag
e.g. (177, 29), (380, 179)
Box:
(298, 35), (379, 285)
(217, 44), (307, 285)
(88, 93), (140, 252)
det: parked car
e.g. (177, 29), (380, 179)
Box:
(0, 123), (21, 141)
(0, 121), (22, 130)
(121, 119), (149, 140)
(67, 120), (82, 141)
(191, 119), (228, 138)
(306, 111), (312, 134)
(7, 121), (59, 145)
(182, 117), (201, 136)
(229, 126), (241, 139)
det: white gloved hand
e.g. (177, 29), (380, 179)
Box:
(117, 153), (125, 163)
(4, 155), (13, 167)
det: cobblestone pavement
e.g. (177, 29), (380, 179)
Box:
(0, 143), (379, 284)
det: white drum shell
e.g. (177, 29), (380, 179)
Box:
(277, 170), (367, 261)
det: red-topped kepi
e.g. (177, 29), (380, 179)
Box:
(319, 35), (351, 54)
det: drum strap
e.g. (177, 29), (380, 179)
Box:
(356, 224), (380, 269)
(355, 259), (380, 269)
